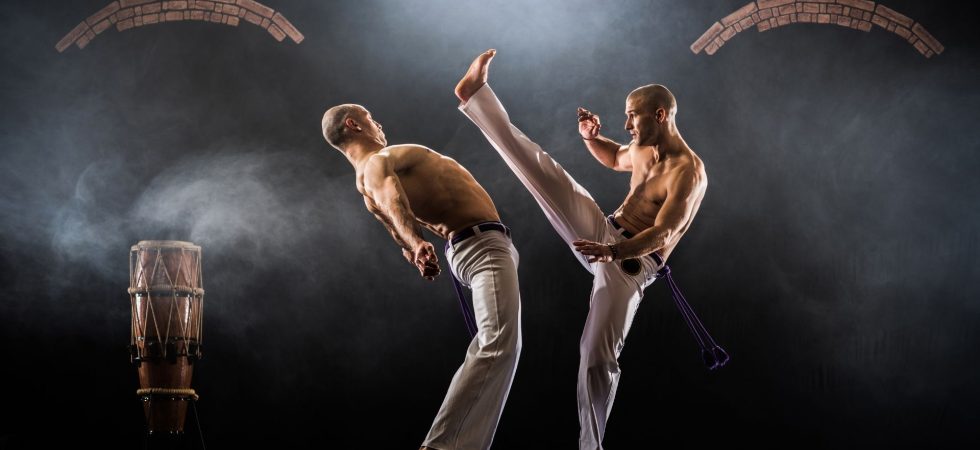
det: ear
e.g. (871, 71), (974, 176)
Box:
(656, 108), (667, 124)
(344, 117), (361, 132)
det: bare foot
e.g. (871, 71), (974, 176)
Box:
(455, 49), (496, 103)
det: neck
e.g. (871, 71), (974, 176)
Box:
(654, 122), (684, 160)
(344, 141), (384, 167)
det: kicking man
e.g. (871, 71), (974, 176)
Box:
(455, 49), (711, 449)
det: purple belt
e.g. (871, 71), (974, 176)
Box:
(444, 221), (512, 338)
(608, 215), (730, 371)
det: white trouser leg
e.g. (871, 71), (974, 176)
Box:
(459, 83), (607, 273)
(423, 230), (522, 450)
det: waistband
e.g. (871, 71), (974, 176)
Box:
(448, 221), (511, 248)
(607, 214), (663, 265)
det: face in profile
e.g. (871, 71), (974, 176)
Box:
(354, 106), (387, 147)
(624, 95), (663, 147)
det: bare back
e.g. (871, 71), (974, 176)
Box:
(613, 144), (706, 260)
(356, 144), (500, 240)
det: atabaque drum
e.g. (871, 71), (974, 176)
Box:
(128, 240), (204, 435)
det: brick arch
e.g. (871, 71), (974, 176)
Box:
(56, 0), (304, 52)
(691, 0), (943, 58)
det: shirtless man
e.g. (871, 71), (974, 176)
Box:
(455, 49), (708, 449)
(321, 103), (522, 450)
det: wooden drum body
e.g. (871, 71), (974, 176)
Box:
(128, 240), (204, 435)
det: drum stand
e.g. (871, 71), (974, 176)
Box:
(140, 391), (207, 450)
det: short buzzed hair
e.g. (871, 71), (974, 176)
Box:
(628, 84), (677, 118)
(321, 104), (362, 149)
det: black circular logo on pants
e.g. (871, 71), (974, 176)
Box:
(620, 258), (641, 276)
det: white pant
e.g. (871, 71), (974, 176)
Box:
(459, 84), (664, 450)
(422, 226), (522, 450)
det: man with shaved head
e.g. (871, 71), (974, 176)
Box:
(455, 49), (718, 449)
(321, 103), (522, 450)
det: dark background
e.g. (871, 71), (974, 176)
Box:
(2, 0), (978, 448)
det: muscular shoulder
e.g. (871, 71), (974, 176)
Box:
(669, 153), (707, 192)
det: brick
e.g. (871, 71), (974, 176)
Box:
(870, 14), (888, 28)
(236, 0), (273, 18)
(758, 19), (771, 31)
(238, 9), (245, 17)
(117, 8), (135, 19)
(836, 15), (851, 27)
(912, 23), (944, 54)
(165, 10), (183, 20)
(109, 13), (117, 24)
(134, 15), (143, 26)
(759, 8), (774, 20)
(842, 6), (850, 16)
(874, 4), (912, 27)
(720, 26), (736, 41)
(261, 17), (270, 28)
(705, 42), (720, 55)
(721, 2), (757, 27)
(739, 16), (755, 28)
(769, 17), (778, 28)
(837, 0), (875, 12)
(817, 13), (831, 23)
(143, 3), (162, 14)
(857, 20), (872, 32)
(733, 22), (742, 32)
(163, 1), (188, 9)
(120, 0), (154, 7)
(887, 22), (896, 32)
(803, 3), (821, 14)
(92, 19), (112, 34)
(192, 0), (215, 9)
(820, 4), (827, 13)
(117, 17), (134, 30)
(808, 0), (835, 3)
(210, 12), (225, 23)
(862, 11), (871, 21)
(143, 13), (159, 24)
(86, 2), (121, 26)
(828, 4), (843, 14)
(244, 10), (262, 25)
(691, 22), (723, 53)
(226, 15), (239, 26)
(907, 34), (916, 44)
(190, 10), (205, 20)
(796, 3), (803, 13)
(776, 15), (791, 26)
(56, 22), (89, 52)
(752, 12), (760, 22)
(76, 33), (92, 49)
(267, 23), (285, 41)
(894, 25), (910, 39)
(183, 10), (190, 19)
(757, 0), (794, 8)
(219, 4), (240, 15)
(799, 12), (812, 22)
(912, 39), (930, 56)
(849, 9), (863, 19)
(778, 4), (795, 15)
(925, 49), (934, 58)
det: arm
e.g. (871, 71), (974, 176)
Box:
(364, 197), (416, 265)
(573, 167), (705, 262)
(614, 168), (704, 259)
(362, 154), (440, 279)
(578, 107), (632, 172)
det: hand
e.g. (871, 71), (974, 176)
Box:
(578, 107), (601, 140)
(412, 241), (441, 280)
(573, 239), (615, 263)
